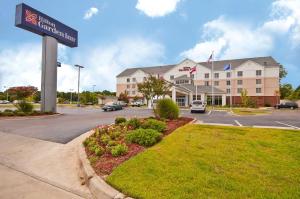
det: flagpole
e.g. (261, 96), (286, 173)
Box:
(211, 51), (214, 109)
(230, 63), (232, 111)
(196, 66), (198, 100)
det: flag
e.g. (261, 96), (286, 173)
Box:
(207, 53), (213, 63)
(190, 66), (196, 74)
(224, 63), (231, 71)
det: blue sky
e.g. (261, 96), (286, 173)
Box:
(0, 0), (299, 91)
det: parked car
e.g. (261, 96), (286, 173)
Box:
(190, 100), (206, 113)
(102, 102), (123, 111)
(274, 102), (298, 110)
(116, 101), (128, 107)
(131, 100), (144, 107)
(0, 100), (10, 104)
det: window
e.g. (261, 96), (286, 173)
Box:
(226, 88), (231, 94)
(205, 81), (209, 86)
(226, 72), (231, 78)
(256, 88), (262, 93)
(214, 73), (219, 79)
(237, 88), (243, 93)
(132, 78), (136, 82)
(256, 70), (262, 76)
(237, 80), (243, 85)
(132, 91), (136, 95)
(214, 81), (219, 86)
(237, 71), (243, 77)
(127, 85), (130, 89)
(226, 80), (231, 86)
(256, 79), (262, 84)
(170, 75), (174, 80)
(190, 74), (194, 79)
(132, 84), (136, 89)
(205, 73), (209, 78)
(127, 78), (130, 83)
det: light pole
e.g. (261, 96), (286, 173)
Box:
(74, 64), (84, 107)
(92, 85), (96, 92)
(3, 86), (8, 101)
(70, 89), (73, 104)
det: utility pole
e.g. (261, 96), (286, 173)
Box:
(92, 85), (96, 92)
(3, 86), (8, 101)
(74, 65), (84, 107)
(70, 89), (73, 104)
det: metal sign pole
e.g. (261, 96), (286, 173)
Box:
(41, 36), (58, 113)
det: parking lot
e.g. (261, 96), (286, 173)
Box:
(0, 107), (299, 144)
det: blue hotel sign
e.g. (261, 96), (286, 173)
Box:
(15, 3), (78, 48)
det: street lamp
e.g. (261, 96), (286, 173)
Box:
(92, 84), (96, 92)
(74, 64), (84, 107)
(70, 89), (74, 104)
(3, 86), (8, 101)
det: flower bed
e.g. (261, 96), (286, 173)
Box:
(83, 117), (193, 176)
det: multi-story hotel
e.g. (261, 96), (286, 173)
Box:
(116, 56), (280, 107)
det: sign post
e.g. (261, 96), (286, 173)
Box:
(15, 3), (78, 112)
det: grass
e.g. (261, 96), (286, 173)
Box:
(231, 108), (271, 115)
(107, 125), (300, 199)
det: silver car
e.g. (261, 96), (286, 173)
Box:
(190, 100), (206, 113)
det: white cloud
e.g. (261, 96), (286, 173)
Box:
(136, 0), (182, 17)
(0, 38), (165, 92)
(83, 7), (99, 20)
(181, 16), (273, 61)
(181, 0), (300, 61)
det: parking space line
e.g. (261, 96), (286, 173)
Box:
(234, 120), (243, 126)
(207, 110), (212, 115)
(275, 121), (300, 130)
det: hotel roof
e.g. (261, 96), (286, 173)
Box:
(116, 56), (280, 77)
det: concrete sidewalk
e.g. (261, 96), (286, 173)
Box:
(0, 131), (92, 199)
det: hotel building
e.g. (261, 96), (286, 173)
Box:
(116, 56), (280, 107)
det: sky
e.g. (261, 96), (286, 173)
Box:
(0, 0), (299, 92)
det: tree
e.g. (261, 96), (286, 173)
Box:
(280, 84), (293, 99)
(7, 86), (38, 101)
(80, 91), (98, 104)
(118, 92), (129, 103)
(138, 75), (171, 117)
(279, 64), (287, 81)
(240, 89), (250, 107)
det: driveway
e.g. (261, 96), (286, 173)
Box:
(0, 107), (153, 143)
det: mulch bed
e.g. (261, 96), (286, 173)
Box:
(87, 117), (193, 176)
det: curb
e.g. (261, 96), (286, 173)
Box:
(0, 113), (63, 121)
(77, 130), (132, 199)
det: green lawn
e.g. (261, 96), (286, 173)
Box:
(107, 125), (300, 199)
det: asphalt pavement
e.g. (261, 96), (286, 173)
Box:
(0, 107), (299, 144)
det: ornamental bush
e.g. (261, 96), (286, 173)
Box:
(156, 98), (179, 119)
(126, 118), (141, 129)
(115, 117), (127, 125)
(14, 101), (34, 113)
(111, 144), (128, 157)
(126, 129), (162, 147)
(141, 119), (166, 133)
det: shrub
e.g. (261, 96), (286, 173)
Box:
(126, 118), (141, 129)
(109, 131), (121, 140)
(14, 101), (34, 113)
(142, 119), (166, 132)
(156, 99), (179, 119)
(100, 134), (111, 145)
(94, 146), (104, 156)
(4, 109), (13, 113)
(16, 111), (27, 116)
(108, 140), (118, 147)
(83, 137), (97, 147)
(115, 117), (127, 124)
(111, 144), (128, 157)
(126, 129), (162, 147)
(88, 156), (98, 165)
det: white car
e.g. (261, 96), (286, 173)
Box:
(131, 100), (144, 107)
(190, 100), (206, 113)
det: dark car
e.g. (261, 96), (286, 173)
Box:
(274, 102), (298, 110)
(102, 102), (123, 111)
